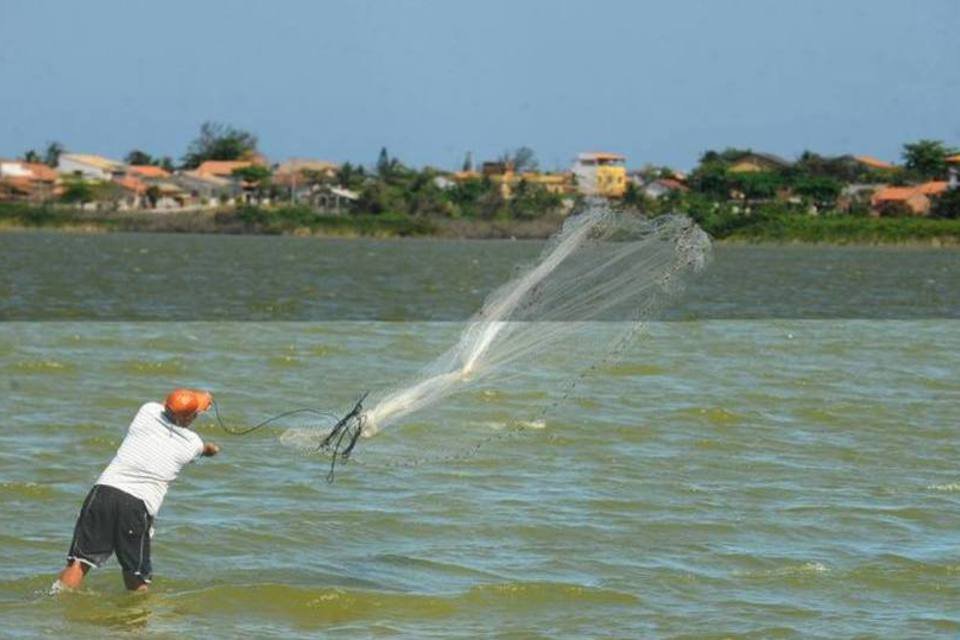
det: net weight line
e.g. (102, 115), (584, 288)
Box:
(210, 392), (369, 482)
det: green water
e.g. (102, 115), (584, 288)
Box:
(1, 233), (958, 638)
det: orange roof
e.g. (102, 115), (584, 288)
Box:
(658, 178), (689, 191)
(872, 181), (948, 203)
(114, 176), (148, 194)
(872, 186), (920, 202)
(1, 176), (34, 193)
(127, 165), (171, 178)
(853, 155), (894, 170)
(195, 160), (252, 178)
(947, 154), (960, 164)
(16, 163), (58, 182)
(916, 181), (948, 196)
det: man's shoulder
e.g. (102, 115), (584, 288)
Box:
(127, 401), (162, 427)
(138, 401), (165, 416)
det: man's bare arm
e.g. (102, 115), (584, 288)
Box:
(202, 442), (220, 457)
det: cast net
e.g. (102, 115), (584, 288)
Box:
(279, 203), (711, 471)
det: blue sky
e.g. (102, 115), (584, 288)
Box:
(1, 0), (957, 170)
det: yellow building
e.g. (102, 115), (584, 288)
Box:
(451, 165), (574, 200)
(572, 152), (627, 197)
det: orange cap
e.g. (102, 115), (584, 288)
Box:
(164, 388), (213, 421)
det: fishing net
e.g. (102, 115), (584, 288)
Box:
(277, 203), (711, 471)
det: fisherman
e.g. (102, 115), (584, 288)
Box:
(56, 389), (220, 592)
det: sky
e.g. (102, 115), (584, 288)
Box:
(1, 0), (958, 171)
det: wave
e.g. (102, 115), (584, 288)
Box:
(158, 582), (638, 624)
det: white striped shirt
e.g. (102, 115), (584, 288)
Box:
(96, 402), (204, 516)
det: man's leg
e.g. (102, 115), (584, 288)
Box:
(115, 492), (153, 592)
(122, 570), (149, 592)
(57, 559), (90, 589)
(60, 485), (111, 590)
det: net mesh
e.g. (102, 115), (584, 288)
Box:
(280, 203), (712, 460)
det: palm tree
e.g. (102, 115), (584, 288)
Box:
(44, 142), (65, 167)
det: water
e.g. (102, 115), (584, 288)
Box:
(1, 232), (958, 638)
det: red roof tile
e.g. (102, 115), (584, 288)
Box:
(127, 165), (171, 178)
(195, 160), (252, 178)
(114, 176), (148, 194)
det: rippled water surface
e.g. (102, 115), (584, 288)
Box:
(1, 233), (958, 638)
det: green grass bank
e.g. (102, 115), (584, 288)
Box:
(1, 202), (959, 244)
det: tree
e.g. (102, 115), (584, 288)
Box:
(792, 151), (859, 182)
(145, 185), (161, 208)
(730, 171), (784, 200)
(699, 148), (752, 166)
(931, 189), (960, 219)
(461, 151), (474, 172)
(375, 147), (408, 181)
(511, 146), (538, 172)
(232, 165), (272, 187)
(182, 121), (258, 169)
(499, 146), (539, 172)
(22, 149), (41, 163)
(125, 149), (155, 166)
(688, 161), (732, 198)
(622, 181), (646, 209)
(61, 179), (94, 204)
(508, 182), (562, 220)
(902, 139), (956, 180)
(231, 165), (272, 203)
(377, 147), (391, 177)
(337, 162), (362, 189)
(793, 176), (842, 207)
(44, 141), (64, 167)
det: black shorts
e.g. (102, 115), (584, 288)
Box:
(66, 484), (154, 582)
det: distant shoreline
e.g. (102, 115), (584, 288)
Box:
(1, 204), (959, 246)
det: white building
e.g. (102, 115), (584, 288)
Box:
(0, 160), (34, 178)
(58, 154), (125, 180)
(571, 152), (627, 197)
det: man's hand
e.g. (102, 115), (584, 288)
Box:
(202, 442), (221, 457)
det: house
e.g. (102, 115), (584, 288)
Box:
(193, 160), (253, 179)
(0, 160), (61, 201)
(433, 175), (456, 190)
(451, 170), (481, 181)
(127, 165), (171, 179)
(870, 181), (949, 216)
(310, 185), (359, 213)
(948, 154), (960, 190)
(915, 181), (949, 197)
(871, 187), (930, 216)
(642, 178), (689, 199)
(521, 172), (573, 196)
(58, 154), (125, 180)
(172, 171), (240, 207)
(273, 159), (340, 202)
(450, 164), (573, 199)
(837, 183), (879, 213)
(572, 152), (627, 197)
(728, 152), (792, 173)
(112, 175), (148, 210)
(147, 182), (189, 209)
(0, 160), (34, 179)
(273, 159), (338, 185)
